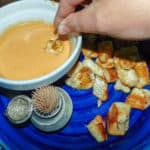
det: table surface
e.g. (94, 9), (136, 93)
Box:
(1, 1), (150, 149)
(1, 59), (150, 150)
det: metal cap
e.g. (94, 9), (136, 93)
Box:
(5, 95), (33, 125)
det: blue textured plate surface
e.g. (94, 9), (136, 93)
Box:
(0, 57), (150, 150)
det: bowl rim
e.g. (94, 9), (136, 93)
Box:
(0, 0), (82, 88)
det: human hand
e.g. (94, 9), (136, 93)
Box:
(54, 0), (150, 39)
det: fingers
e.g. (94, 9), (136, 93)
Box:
(57, 4), (101, 35)
(55, 0), (150, 39)
(54, 0), (85, 27)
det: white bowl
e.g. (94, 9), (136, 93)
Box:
(0, 0), (82, 91)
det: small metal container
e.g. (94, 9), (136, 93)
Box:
(5, 95), (33, 125)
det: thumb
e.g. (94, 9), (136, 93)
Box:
(57, 6), (102, 35)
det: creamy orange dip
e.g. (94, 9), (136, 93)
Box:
(0, 22), (71, 80)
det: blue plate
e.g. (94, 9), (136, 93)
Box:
(0, 60), (150, 150)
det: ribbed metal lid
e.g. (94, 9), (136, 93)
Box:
(31, 87), (73, 132)
(5, 95), (33, 125)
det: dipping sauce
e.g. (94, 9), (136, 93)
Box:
(0, 22), (71, 80)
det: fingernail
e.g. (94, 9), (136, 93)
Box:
(58, 23), (70, 35)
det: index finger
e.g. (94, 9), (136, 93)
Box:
(54, 0), (85, 27)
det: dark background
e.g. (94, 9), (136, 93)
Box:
(0, 0), (16, 6)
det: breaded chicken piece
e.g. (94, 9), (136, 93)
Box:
(97, 41), (114, 57)
(98, 53), (112, 63)
(107, 102), (131, 136)
(134, 62), (150, 88)
(66, 66), (95, 89)
(126, 88), (150, 110)
(82, 34), (98, 58)
(117, 68), (138, 87)
(67, 62), (83, 77)
(96, 57), (114, 69)
(93, 76), (108, 103)
(114, 80), (131, 93)
(87, 115), (107, 142)
(103, 68), (118, 83)
(82, 59), (104, 78)
(82, 48), (98, 58)
(114, 57), (136, 70)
